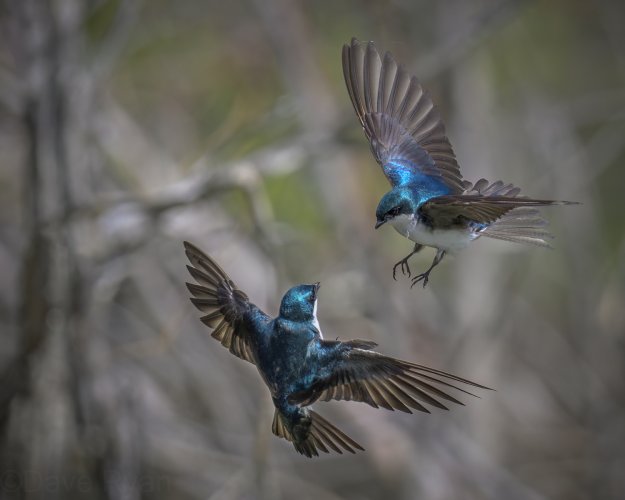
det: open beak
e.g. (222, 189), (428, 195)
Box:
(374, 220), (386, 229)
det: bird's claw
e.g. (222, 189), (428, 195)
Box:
(410, 272), (429, 289)
(392, 257), (412, 281)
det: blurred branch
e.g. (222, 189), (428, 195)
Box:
(82, 139), (305, 264)
(0, 66), (22, 114)
(251, 0), (338, 136)
(417, 0), (525, 80)
(597, 0), (625, 81)
(45, 94), (308, 265)
(90, 0), (140, 81)
(1, 1), (146, 499)
(0, 0), (54, 438)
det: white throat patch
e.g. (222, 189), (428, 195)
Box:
(312, 300), (323, 338)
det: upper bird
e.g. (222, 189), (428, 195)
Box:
(184, 241), (489, 458)
(343, 38), (578, 287)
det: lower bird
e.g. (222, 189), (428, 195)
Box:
(184, 241), (490, 457)
(342, 38), (578, 287)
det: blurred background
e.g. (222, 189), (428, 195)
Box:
(1, 0), (624, 498)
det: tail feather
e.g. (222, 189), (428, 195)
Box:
(482, 206), (554, 247)
(272, 409), (364, 458)
(463, 179), (577, 247)
(490, 207), (547, 225)
(480, 231), (553, 248)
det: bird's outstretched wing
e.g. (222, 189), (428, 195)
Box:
(184, 241), (266, 365)
(419, 178), (578, 229)
(343, 38), (464, 194)
(290, 341), (490, 413)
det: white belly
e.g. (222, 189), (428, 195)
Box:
(390, 214), (477, 253)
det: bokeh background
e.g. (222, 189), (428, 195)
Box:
(1, 0), (624, 498)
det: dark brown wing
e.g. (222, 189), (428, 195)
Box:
(343, 38), (464, 192)
(419, 194), (575, 228)
(290, 345), (490, 414)
(184, 241), (268, 364)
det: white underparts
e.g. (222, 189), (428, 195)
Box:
(390, 214), (479, 253)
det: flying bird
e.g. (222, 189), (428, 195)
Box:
(343, 38), (578, 287)
(184, 241), (489, 457)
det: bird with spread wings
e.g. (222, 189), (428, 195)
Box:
(343, 38), (578, 287)
(184, 241), (490, 457)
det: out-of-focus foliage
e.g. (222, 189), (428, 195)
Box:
(1, 0), (624, 499)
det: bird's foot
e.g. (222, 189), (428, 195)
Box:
(410, 271), (430, 289)
(392, 244), (424, 281)
(392, 256), (413, 280)
(408, 249), (444, 289)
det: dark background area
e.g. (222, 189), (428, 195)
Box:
(1, 0), (624, 498)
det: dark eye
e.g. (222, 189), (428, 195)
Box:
(388, 206), (401, 217)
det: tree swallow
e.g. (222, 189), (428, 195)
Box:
(343, 38), (578, 287)
(184, 241), (490, 457)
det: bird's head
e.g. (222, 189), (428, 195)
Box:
(375, 188), (418, 229)
(279, 282), (320, 322)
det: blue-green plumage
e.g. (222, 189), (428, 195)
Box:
(344, 38), (578, 287)
(184, 241), (489, 457)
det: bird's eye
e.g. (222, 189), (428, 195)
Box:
(388, 207), (401, 217)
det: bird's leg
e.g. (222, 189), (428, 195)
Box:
(410, 249), (446, 288)
(392, 243), (424, 280)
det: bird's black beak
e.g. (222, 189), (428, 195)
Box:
(374, 220), (386, 229)
(312, 282), (320, 300)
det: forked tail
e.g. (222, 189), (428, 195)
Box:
(272, 408), (364, 458)
(481, 206), (553, 247)
(463, 178), (577, 247)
